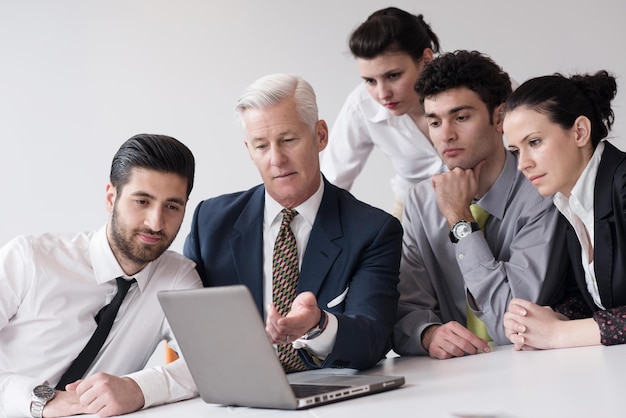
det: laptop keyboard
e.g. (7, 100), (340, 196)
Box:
(290, 384), (351, 398)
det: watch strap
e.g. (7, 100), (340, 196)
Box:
(31, 381), (55, 418)
(301, 309), (328, 340)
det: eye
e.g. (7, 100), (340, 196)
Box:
(427, 120), (440, 128)
(456, 114), (469, 122)
(135, 199), (149, 205)
(166, 204), (181, 211)
(529, 138), (542, 147)
(363, 78), (375, 85)
(387, 72), (401, 80)
(254, 143), (268, 151)
(508, 148), (519, 157)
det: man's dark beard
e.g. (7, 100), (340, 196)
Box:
(109, 208), (174, 265)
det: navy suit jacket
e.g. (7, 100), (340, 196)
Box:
(566, 141), (626, 310)
(183, 179), (403, 370)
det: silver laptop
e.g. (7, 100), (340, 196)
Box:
(157, 285), (404, 409)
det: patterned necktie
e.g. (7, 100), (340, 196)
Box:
(272, 209), (308, 372)
(465, 203), (492, 342)
(56, 277), (135, 389)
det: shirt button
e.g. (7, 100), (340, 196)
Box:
(458, 253), (464, 259)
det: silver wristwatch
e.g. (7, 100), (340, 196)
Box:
(449, 220), (480, 243)
(31, 381), (55, 418)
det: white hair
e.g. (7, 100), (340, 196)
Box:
(234, 73), (318, 132)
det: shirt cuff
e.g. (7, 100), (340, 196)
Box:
(292, 312), (338, 358)
(126, 367), (168, 409)
(0, 374), (41, 417)
(125, 359), (198, 410)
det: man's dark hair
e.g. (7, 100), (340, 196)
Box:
(415, 50), (512, 123)
(110, 133), (195, 197)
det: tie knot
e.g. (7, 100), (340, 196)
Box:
(470, 203), (490, 230)
(115, 277), (135, 296)
(281, 209), (298, 226)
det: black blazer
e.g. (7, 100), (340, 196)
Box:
(183, 178), (403, 370)
(566, 141), (626, 311)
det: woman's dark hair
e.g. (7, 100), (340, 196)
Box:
(505, 71), (617, 148)
(349, 7), (440, 61)
(110, 133), (195, 197)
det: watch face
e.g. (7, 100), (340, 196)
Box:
(453, 222), (472, 239)
(33, 384), (55, 401)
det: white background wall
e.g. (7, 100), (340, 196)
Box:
(1, 0), (625, 252)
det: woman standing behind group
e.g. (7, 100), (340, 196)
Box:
(321, 7), (446, 218)
(503, 70), (626, 349)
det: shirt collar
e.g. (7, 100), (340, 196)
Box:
(476, 149), (517, 220)
(265, 175), (325, 228)
(370, 104), (394, 124)
(555, 141), (604, 214)
(89, 224), (153, 290)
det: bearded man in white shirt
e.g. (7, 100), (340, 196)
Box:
(0, 134), (202, 418)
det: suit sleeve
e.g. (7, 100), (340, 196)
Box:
(183, 200), (206, 284)
(309, 215), (402, 370)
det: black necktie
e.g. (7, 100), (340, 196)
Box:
(56, 277), (135, 390)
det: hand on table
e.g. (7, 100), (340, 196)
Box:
(504, 298), (569, 350)
(45, 373), (145, 417)
(422, 321), (491, 359)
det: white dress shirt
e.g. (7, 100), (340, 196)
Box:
(321, 83), (445, 202)
(554, 141), (605, 309)
(0, 226), (202, 417)
(262, 178), (338, 358)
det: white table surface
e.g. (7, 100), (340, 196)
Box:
(68, 344), (626, 418)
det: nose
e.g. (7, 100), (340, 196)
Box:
(145, 207), (165, 232)
(376, 82), (392, 101)
(516, 150), (532, 172)
(436, 120), (456, 144)
(270, 145), (287, 167)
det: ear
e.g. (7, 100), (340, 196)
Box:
(573, 116), (592, 149)
(105, 182), (117, 214)
(422, 48), (434, 65)
(315, 120), (329, 152)
(492, 103), (506, 133)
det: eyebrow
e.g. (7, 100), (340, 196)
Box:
(130, 191), (186, 206)
(425, 105), (475, 119)
(250, 130), (298, 141)
(362, 68), (402, 79)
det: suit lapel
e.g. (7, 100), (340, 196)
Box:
(593, 142), (626, 307)
(566, 226), (597, 309)
(299, 181), (342, 296)
(229, 187), (265, 314)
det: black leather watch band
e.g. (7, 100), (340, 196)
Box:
(302, 309), (328, 340)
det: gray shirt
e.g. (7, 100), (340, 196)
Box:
(394, 151), (568, 355)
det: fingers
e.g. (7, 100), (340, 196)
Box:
(64, 379), (83, 392)
(508, 298), (535, 314)
(265, 304), (284, 344)
(427, 321), (490, 360)
(266, 296), (321, 343)
(265, 303), (313, 344)
(503, 312), (527, 340)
